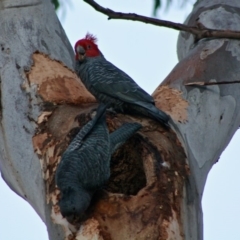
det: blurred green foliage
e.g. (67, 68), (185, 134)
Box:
(153, 0), (162, 15)
(52, 0), (60, 10)
(153, 0), (190, 15)
(52, 0), (189, 13)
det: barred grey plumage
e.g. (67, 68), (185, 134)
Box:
(55, 104), (109, 222)
(55, 104), (142, 222)
(75, 34), (170, 128)
(110, 122), (142, 154)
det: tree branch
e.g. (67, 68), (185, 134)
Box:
(83, 0), (240, 41)
(185, 81), (240, 86)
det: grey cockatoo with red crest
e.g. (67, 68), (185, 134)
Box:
(75, 33), (170, 128)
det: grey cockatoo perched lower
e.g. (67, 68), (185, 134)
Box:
(55, 104), (142, 223)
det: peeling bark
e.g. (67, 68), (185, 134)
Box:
(153, 86), (188, 123)
(27, 53), (95, 104)
(33, 101), (187, 239)
(0, 0), (239, 240)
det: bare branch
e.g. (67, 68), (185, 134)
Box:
(83, 0), (240, 41)
(185, 81), (240, 86)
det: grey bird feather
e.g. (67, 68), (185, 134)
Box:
(75, 34), (170, 128)
(55, 104), (142, 223)
(110, 122), (142, 154)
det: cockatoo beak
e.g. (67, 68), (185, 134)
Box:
(76, 45), (86, 62)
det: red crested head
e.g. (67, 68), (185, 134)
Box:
(75, 33), (100, 61)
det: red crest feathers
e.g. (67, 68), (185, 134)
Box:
(85, 33), (97, 43)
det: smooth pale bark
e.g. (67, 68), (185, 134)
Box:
(0, 0), (239, 240)
(157, 0), (240, 238)
(0, 0), (77, 239)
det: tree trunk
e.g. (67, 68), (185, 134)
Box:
(0, 0), (239, 239)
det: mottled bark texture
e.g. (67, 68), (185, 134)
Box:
(156, 0), (240, 239)
(0, 0), (239, 240)
(0, 0), (92, 239)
